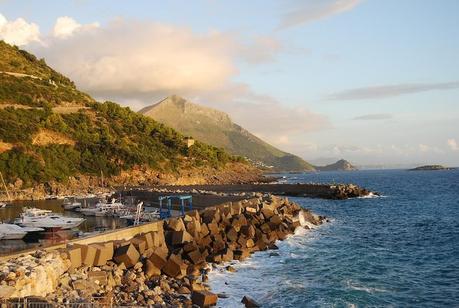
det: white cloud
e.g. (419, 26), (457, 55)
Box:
(53, 16), (99, 39)
(328, 81), (459, 100)
(0, 13), (40, 46)
(279, 0), (361, 29)
(34, 18), (236, 99)
(447, 139), (458, 151)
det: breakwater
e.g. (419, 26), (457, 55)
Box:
(0, 195), (325, 306)
(135, 183), (374, 200)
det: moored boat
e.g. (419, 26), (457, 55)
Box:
(15, 208), (85, 230)
(62, 198), (82, 210)
(0, 223), (44, 240)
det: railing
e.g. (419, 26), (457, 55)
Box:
(1, 297), (112, 308)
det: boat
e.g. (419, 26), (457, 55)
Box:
(0, 223), (44, 240)
(80, 198), (127, 217)
(15, 208), (85, 230)
(0, 202), (7, 208)
(62, 198), (82, 210)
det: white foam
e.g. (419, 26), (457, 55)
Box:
(346, 280), (387, 293)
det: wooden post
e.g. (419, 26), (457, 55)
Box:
(100, 170), (104, 187)
(0, 171), (12, 202)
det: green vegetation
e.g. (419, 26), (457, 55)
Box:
(0, 42), (239, 186)
(140, 95), (315, 171)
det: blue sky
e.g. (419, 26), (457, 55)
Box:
(1, 0), (458, 166)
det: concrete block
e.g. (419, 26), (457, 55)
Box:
(145, 259), (161, 278)
(113, 244), (140, 268)
(92, 242), (114, 266)
(130, 237), (147, 254)
(191, 290), (218, 307)
(66, 246), (82, 271)
(171, 230), (194, 245)
(73, 244), (97, 266)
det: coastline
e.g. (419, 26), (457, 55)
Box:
(0, 194), (327, 306)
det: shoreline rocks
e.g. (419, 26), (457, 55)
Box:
(0, 194), (326, 306)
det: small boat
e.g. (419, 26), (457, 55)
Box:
(15, 208), (85, 230)
(80, 198), (127, 217)
(62, 198), (82, 210)
(0, 223), (44, 240)
(0, 202), (7, 208)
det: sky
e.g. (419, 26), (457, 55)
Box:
(1, 0), (458, 167)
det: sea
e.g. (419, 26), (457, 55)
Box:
(208, 169), (459, 307)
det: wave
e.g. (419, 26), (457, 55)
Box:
(357, 192), (387, 199)
(345, 280), (388, 293)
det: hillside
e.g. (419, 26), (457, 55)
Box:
(0, 41), (256, 198)
(139, 95), (315, 172)
(315, 159), (358, 171)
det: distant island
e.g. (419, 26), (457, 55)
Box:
(315, 159), (358, 172)
(409, 165), (456, 171)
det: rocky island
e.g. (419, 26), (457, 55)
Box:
(409, 165), (456, 171)
(315, 159), (358, 171)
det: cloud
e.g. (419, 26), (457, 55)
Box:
(447, 139), (458, 151)
(328, 81), (459, 100)
(0, 13), (40, 46)
(353, 113), (393, 120)
(33, 18), (236, 99)
(53, 16), (99, 38)
(279, 0), (361, 29)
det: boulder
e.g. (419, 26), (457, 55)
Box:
(191, 290), (218, 307)
(241, 295), (260, 307)
(113, 244), (140, 268)
(234, 249), (250, 261)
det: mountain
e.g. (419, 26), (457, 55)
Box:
(315, 159), (358, 171)
(0, 41), (255, 196)
(139, 95), (315, 172)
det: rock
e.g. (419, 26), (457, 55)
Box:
(177, 286), (191, 294)
(226, 265), (236, 272)
(241, 295), (261, 307)
(191, 290), (218, 307)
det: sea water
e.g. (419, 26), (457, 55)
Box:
(208, 169), (459, 307)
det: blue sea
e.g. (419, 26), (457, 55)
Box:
(209, 169), (459, 307)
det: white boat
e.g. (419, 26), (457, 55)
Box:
(80, 199), (127, 217)
(0, 223), (44, 240)
(62, 198), (82, 210)
(0, 202), (7, 208)
(15, 208), (85, 230)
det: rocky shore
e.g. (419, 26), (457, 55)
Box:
(0, 194), (326, 306)
(0, 163), (264, 202)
